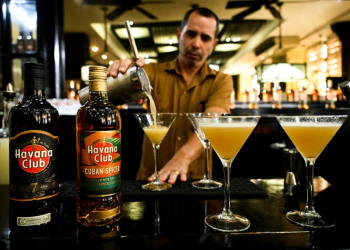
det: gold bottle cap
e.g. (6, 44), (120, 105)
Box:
(89, 66), (107, 91)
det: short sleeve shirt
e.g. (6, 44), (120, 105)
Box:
(136, 58), (233, 180)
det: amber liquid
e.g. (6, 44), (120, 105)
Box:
(143, 125), (169, 144)
(200, 123), (257, 161)
(76, 91), (122, 228)
(281, 123), (341, 159)
(8, 89), (60, 236)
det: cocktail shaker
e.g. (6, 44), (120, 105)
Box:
(78, 20), (152, 106)
(78, 64), (151, 105)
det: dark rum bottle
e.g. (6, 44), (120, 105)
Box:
(8, 62), (60, 236)
(76, 66), (122, 232)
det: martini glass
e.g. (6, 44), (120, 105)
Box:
(276, 115), (347, 228)
(134, 113), (177, 191)
(186, 112), (222, 189)
(195, 115), (260, 232)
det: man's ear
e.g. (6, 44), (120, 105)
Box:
(176, 28), (181, 42)
(213, 38), (219, 48)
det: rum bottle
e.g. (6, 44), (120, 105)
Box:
(76, 66), (122, 231)
(8, 62), (60, 235)
(26, 31), (35, 51)
(16, 31), (24, 53)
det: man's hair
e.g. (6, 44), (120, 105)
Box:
(180, 7), (220, 37)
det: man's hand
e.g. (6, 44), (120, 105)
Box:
(148, 152), (190, 185)
(107, 58), (146, 105)
(147, 133), (204, 184)
(146, 107), (228, 184)
(107, 58), (145, 77)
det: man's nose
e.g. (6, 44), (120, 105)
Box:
(191, 35), (201, 48)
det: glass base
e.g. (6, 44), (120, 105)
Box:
(142, 181), (172, 191)
(205, 213), (250, 232)
(286, 210), (336, 228)
(192, 179), (222, 189)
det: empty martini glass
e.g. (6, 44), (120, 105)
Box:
(276, 115), (347, 228)
(134, 113), (177, 191)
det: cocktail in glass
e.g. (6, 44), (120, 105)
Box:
(276, 115), (347, 228)
(186, 112), (222, 189)
(195, 115), (260, 232)
(134, 113), (177, 191)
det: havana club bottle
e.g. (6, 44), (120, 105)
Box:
(76, 66), (122, 232)
(9, 62), (60, 235)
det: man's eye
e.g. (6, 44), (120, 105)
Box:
(187, 31), (196, 37)
(201, 35), (211, 42)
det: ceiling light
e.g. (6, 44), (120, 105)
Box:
(214, 44), (241, 52)
(115, 27), (150, 39)
(256, 63), (306, 82)
(101, 54), (107, 60)
(231, 37), (241, 42)
(157, 46), (178, 53)
(92, 46), (99, 52)
(145, 58), (158, 64)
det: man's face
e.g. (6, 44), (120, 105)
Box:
(177, 12), (218, 69)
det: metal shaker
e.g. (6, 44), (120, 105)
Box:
(79, 64), (151, 105)
(283, 148), (301, 196)
(78, 20), (152, 106)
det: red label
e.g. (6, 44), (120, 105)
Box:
(17, 145), (50, 173)
(90, 141), (116, 166)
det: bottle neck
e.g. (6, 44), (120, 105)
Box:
(88, 81), (108, 101)
(23, 88), (46, 100)
(88, 91), (108, 101)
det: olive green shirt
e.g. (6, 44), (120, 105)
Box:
(136, 58), (233, 180)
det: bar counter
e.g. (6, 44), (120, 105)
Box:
(1, 177), (349, 249)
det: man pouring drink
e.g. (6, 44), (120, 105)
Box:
(107, 7), (233, 185)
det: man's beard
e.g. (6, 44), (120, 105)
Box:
(184, 48), (203, 67)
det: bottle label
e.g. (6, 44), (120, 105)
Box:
(9, 130), (59, 201)
(78, 130), (121, 197)
(17, 213), (51, 226)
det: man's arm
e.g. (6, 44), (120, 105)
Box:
(148, 106), (227, 184)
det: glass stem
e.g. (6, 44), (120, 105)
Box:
(221, 161), (233, 218)
(153, 143), (161, 180)
(304, 158), (318, 215)
(203, 140), (211, 180)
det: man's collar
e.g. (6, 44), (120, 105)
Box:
(164, 57), (218, 77)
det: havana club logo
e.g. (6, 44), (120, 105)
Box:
(15, 136), (52, 174)
(88, 135), (117, 166)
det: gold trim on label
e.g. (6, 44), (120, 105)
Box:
(87, 192), (118, 198)
(89, 207), (119, 220)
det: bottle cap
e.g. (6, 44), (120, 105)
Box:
(23, 62), (46, 90)
(89, 66), (107, 92)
